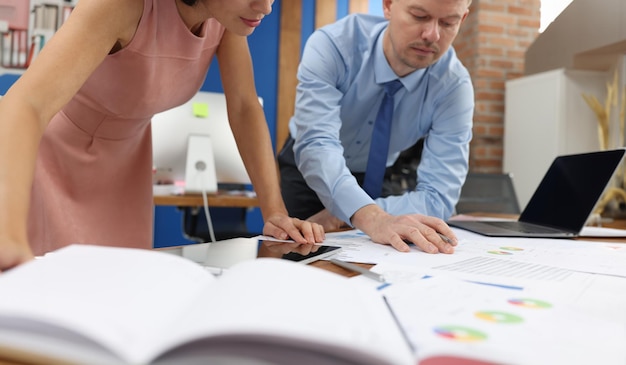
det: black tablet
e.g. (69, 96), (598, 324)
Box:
(256, 241), (342, 264)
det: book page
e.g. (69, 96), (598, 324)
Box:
(383, 276), (626, 364)
(154, 258), (415, 365)
(0, 245), (216, 364)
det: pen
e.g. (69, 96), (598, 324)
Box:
(437, 232), (453, 244)
(330, 258), (386, 283)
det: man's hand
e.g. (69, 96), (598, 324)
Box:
(351, 205), (457, 254)
(263, 213), (325, 244)
(307, 209), (349, 232)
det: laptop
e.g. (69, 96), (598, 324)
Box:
(448, 149), (626, 238)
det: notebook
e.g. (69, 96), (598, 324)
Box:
(448, 149), (626, 238)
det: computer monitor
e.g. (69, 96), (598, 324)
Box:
(152, 91), (260, 187)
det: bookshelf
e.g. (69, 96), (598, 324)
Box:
(0, 0), (77, 72)
(0, 0), (29, 29)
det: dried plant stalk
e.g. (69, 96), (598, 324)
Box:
(621, 85), (626, 147)
(593, 187), (626, 215)
(582, 71), (626, 217)
(582, 93), (609, 149)
(621, 86), (626, 186)
(581, 71), (619, 151)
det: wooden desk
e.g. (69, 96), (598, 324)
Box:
(156, 212), (626, 279)
(310, 259), (373, 277)
(154, 192), (259, 208)
(153, 192), (259, 243)
(598, 218), (626, 231)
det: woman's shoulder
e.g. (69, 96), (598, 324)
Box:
(38, 0), (144, 56)
(75, 0), (144, 18)
(72, 0), (145, 40)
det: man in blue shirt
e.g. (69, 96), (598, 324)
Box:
(278, 0), (474, 254)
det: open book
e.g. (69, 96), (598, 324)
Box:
(0, 245), (415, 365)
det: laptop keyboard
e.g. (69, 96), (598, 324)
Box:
(488, 221), (564, 234)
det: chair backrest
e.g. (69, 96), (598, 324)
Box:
(182, 203), (259, 243)
(455, 172), (521, 215)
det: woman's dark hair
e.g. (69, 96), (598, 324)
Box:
(181, 0), (198, 6)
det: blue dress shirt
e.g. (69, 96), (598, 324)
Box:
(289, 14), (474, 224)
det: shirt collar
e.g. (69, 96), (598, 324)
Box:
(374, 26), (427, 92)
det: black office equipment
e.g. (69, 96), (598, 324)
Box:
(455, 172), (521, 215)
(449, 149), (626, 238)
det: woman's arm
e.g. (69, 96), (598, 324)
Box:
(215, 30), (324, 244)
(0, 0), (144, 271)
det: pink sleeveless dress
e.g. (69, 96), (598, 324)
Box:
(28, 0), (225, 255)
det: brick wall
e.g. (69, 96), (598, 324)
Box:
(453, 0), (541, 172)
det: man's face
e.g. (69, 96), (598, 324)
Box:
(383, 0), (469, 76)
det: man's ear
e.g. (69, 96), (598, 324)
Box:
(382, 0), (393, 20)
(460, 9), (470, 24)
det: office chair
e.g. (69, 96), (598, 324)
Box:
(455, 172), (521, 215)
(182, 206), (259, 242)
(180, 183), (260, 243)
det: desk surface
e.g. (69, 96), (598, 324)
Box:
(154, 192), (259, 208)
(161, 214), (626, 277)
(313, 215), (626, 276)
(311, 259), (372, 277)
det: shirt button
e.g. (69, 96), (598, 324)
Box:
(356, 140), (361, 144)
(368, 120), (374, 125)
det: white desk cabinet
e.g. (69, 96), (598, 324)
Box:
(504, 68), (607, 207)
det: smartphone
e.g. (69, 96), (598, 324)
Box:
(256, 241), (342, 265)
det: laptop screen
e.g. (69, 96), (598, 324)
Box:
(520, 149), (625, 232)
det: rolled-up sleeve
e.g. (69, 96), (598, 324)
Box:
(291, 31), (373, 223)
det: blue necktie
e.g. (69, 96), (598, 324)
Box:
(362, 79), (403, 199)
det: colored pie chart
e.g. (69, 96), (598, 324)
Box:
(434, 325), (487, 342)
(475, 310), (524, 324)
(508, 298), (552, 309)
(487, 250), (512, 255)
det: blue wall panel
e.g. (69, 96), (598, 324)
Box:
(153, 206), (195, 248)
(192, 1), (285, 239)
(0, 74), (21, 95)
(337, 0), (350, 19)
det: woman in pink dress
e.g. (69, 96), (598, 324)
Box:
(0, 0), (324, 271)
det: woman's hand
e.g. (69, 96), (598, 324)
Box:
(262, 213), (325, 244)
